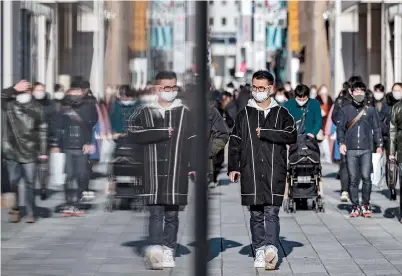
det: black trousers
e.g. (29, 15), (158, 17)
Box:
(249, 205), (280, 250)
(339, 155), (349, 193)
(148, 205), (180, 249)
(64, 151), (90, 204)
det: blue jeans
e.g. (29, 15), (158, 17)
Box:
(249, 205), (280, 250)
(346, 149), (372, 206)
(6, 160), (37, 216)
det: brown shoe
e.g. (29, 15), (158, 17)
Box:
(9, 209), (20, 223)
(24, 216), (36, 224)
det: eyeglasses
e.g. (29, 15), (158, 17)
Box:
(251, 85), (271, 92)
(161, 86), (178, 92)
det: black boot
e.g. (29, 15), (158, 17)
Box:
(390, 188), (397, 201)
(40, 188), (47, 200)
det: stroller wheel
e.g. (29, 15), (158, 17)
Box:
(312, 200), (318, 213)
(288, 199), (296, 213)
(283, 200), (289, 213)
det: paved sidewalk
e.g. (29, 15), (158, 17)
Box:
(1, 164), (402, 276)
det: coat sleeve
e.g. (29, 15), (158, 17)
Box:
(127, 107), (171, 144)
(390, 105), (398, 154)
(310, 100), (322, 136)
(209, 107), (229, 158)
(259, 107), (297, 144)
(228, 112), (243, 173)
(336, 107), (347, 145)
(1, 87), (16, 109)
(371, 108), (383, 148)
(37, 108), (48, 156)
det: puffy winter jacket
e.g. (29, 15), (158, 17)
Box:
(336, 103), (383, 151)
(1, 87), (48, 163)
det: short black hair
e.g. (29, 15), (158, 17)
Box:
(285, 81), (291, 85)
(251, 70), (274, 85)
(374, 83), (385, 92)
(155, 71), (177, 82)
(392, 83), (402, 90)
(348, 75), (363, 87)
(342, 81), (349, 90)
(294, 84), (310, 98)
(81, 81), (90, 89)
(34, 81), (44, 87)
(351, 81), (366, 92)
(119, 85), (135, 98)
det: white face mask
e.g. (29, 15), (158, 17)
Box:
(296, 99), (308, 106)
(121, 100), (135, 106)
(393, 91), (402, 100)
(159, 91), (178, 102)
(54, 92), (65, 100)
(310, 90), (317, 99)
(16, 93), (32, 104)
(320, 88), (328, 95)
(374, 92), (384, 101)
(252, 91), (269, 103)
(275, 95), (286, 103)
(33, 90), (46, 100)
(284, 85), (291, 92)
(141, 94), (158, 103)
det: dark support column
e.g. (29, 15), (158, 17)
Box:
(57, 3), (77, 76)
(194, 2), (208, 276)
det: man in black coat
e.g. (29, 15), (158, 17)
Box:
(32, 82), (56, 200)
(52, 80), (98, 215)
(228, 71), (297, 270)
(1, 80), (48, 223)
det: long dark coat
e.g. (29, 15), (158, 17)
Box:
(228, 104), (297, 206)
(128, 103), (194, 206)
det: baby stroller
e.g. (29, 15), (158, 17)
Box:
(283, 134), (324, 213)
(105, 137), (145, 212)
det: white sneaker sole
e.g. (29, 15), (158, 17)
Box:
(253, 261), (265, 268)
(163, 262), (176, 268)
(340, 196), (349, 202)
(145, 251), (164, 270)
(265, 251), (278, 270)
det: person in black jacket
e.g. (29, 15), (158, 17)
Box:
(229, 70), (297, 270)
(52, 80), (98, 215)
(337, 81), (383, 218)
(1, 80), (48, 223)
(32, 82), (56, 200)
(332, 76), (363, 202)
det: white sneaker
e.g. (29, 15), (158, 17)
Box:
(340, 191), (349, 202)
(163, 246), (175, 268)
(265, 245), (278, 270)
(254, 247), (265, 268)
(144, 245), (164, 270)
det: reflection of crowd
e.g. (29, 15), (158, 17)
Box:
(1, 70), (401, 273)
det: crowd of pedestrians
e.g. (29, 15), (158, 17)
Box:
(1, 70), (401, 271)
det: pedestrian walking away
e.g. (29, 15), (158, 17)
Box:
(228, 70), (297, 270)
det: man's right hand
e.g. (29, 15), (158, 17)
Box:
(14, 80), (30, 92)
(51, 147), (60, 153)
(340, 144), (347, 155)
(229, 171), (241, 183)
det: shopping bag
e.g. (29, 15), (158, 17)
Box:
(92, 138), (115, 175)
(49, 152), (66, 186)
(319, 138), (332, 164)
(371, 153), (385, 188)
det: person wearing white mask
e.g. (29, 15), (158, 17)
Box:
(32, 82), (55, 200)
(1, 80), (48, 223)
(229, 70), (297, 270)
(310, 85), (318, 99)
(273, 87), (289, 106)
(128, 71), (195, 270)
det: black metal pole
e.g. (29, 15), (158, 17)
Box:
(194, 1), (208, 276)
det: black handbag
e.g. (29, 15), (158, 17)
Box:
(386, 159), (399, 189)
